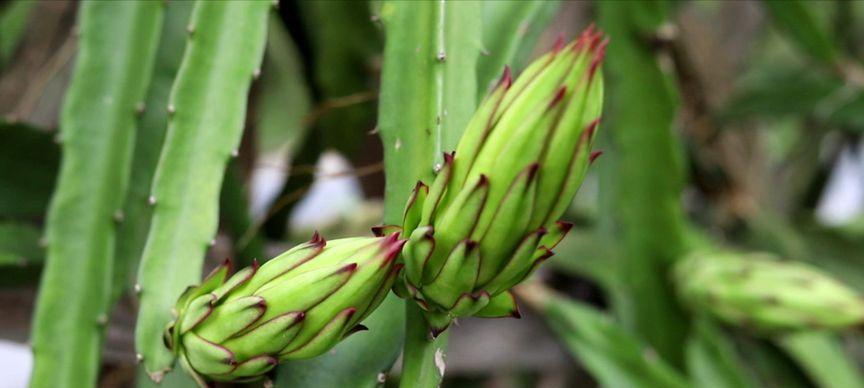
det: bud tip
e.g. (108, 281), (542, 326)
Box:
(589, 150), (603, 164)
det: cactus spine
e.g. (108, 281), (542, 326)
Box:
(29, 2), (163, 387)
(134, 1), (270, 381)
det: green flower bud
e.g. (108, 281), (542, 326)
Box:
(384, 26), (606, 334)
(675, 251), (864, 333)
(165, 233), (405, 385)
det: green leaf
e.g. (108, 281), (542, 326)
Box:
(544, 295), (691, 388)
(722, 63), (840, 120)
(29, 2), (164, 386)
(686, 319), (758, 388)
(597, 0), (690, 367)
(779, 331), (864, 388)
(762, 0), (837, 64)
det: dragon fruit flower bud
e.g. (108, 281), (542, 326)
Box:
(164, 232), (405, 385)
(380, 26), (607, 335)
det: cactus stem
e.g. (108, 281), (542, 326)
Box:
(113, 210), (125, 223)
(135, 102), (146, 115)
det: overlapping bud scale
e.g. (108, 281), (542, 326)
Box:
(675, 251), (864, 333)
(165, 233), (405, 384)
(382, 27), (607, 333)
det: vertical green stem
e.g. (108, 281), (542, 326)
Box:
(29, 2), (163, 387)
(597, 1), (690, 367)
(114, 0), (193, 302)
(134, 1), (270, 381)
(401, 303), (450, 387)
(377, 1), (480, 386)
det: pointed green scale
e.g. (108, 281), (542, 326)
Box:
(402, 181), (428, 233)
(178, 352), (209, 387)
(474, 163), (539, 285)
(481, 229), (544, 293)
(476, 290), (520, 318)
(423, 240), (480, 308)
(426, 176), (489, 284)
(538, 221), (573, 250)
(180, 294), (217, 334)
(210, 265), (256, 302)
(362, 264), (403, 317)
(529, 79), (594, 227)
(450, 292), (490, 317)
(403, 226), (435, 286)
(222, 311), (304, 361)
(234, 242), (323, 295)
(194, 296), (264, 343)
(477, 98), (562, 234)
(478, 48), (578, 162)
(174, 285), (200, 317)
(253, 264), (355, 322)
(182, 332), (235, 376)
(503, 247), (554, 291)
(285, 236), (380, 274)
(424, 310), (453, 335)
(280, 307), (356, 360)
(291, 249), (395, 347)
(372, 224), (403, 237)
(176, 260), (231, 316)
(221, 355), (277, 380)
(542, 77), (604, 227)
(347, 241), (406, 319)
(447, 74), (511, 198)
(497, 46), (576, 117)
(420, 153), (454, 226)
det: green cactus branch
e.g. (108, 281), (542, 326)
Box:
(376, 1), (482, 386)
(114, 0), (193, 303)
(597, 0), (690, 368)
(134, 1), (270, 381)
(29, 2), (163, 387)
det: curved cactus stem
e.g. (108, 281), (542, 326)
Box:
(114, 0), (194, 302)
(134, 0), (271, 380)
(29, 2), (163, 387)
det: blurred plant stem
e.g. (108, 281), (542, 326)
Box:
(597, 0), (690, 368)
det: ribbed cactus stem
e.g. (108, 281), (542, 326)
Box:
(134, 1), (270, 381)
(29, 2), (163, 387)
